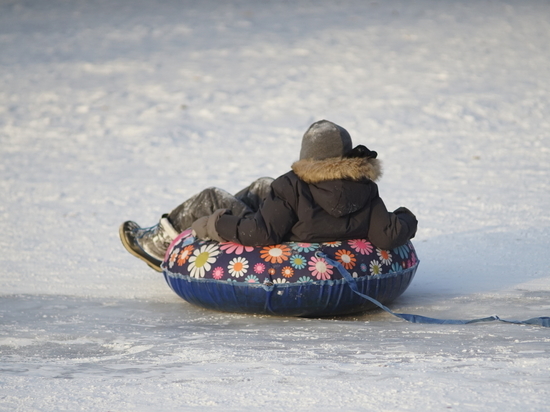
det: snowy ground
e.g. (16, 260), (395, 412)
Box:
(1, 0), (550, 410)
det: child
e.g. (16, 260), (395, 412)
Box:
(120, 120), (418, 271)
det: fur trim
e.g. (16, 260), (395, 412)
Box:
(291, 156), (382, 184)
(160, 217), (179, 240)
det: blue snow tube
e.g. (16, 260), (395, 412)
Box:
(162, 230), (419, 317)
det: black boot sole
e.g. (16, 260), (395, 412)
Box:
(119, 222), (163, 272)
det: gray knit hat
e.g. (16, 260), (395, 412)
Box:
(299, 120), (353, 160)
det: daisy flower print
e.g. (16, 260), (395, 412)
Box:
(228, 257), (249, 278)
(281, 266), (294, 278)
(254, 262), (266, 274)
(290, 242), (320, 253)
(244, 274), (260, 283)
(290, 254), (307, 269)
(188, 244), (220, 278)
(348, 239), (373, 255)
(322, 241), (342, 248)
(335, 249), (357, 269)
(377, 249), (392, 266)
(260, 244), (291, 264)
(308, 256), (333, 280)
(369, 260), (382, 276)
(212, 266), (224, 280)
(220, 242), (254, 255)
(177, 245), (194, 266)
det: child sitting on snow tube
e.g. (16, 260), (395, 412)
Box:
(162, 231), (419, 316)
(119, 120), (418, 277)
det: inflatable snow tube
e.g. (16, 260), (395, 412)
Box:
(162, 230), (419, 317)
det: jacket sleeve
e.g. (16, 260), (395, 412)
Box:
(191, 209), (228, 242)
(367, 198), (418, 250)
(214, 177), (298, 246)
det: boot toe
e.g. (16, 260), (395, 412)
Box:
(119, 221), (163, 272)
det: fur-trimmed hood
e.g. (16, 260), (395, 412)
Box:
(287, 156), (382, 218)
(291, 156), (382, 184)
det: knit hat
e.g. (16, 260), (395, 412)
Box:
(299, 120), (353, 160)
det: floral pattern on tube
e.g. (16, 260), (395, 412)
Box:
(164, 232), (418, 284)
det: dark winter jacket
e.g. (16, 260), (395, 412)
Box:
(213, 156), (417, 250)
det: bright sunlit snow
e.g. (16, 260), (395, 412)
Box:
(1, 1), (549, 411)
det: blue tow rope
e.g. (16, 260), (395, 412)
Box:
(318, 252), (550, 328)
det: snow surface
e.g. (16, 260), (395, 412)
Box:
(1, 0), (550, 410)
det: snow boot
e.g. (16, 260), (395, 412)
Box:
(119, 215), (179, 272)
